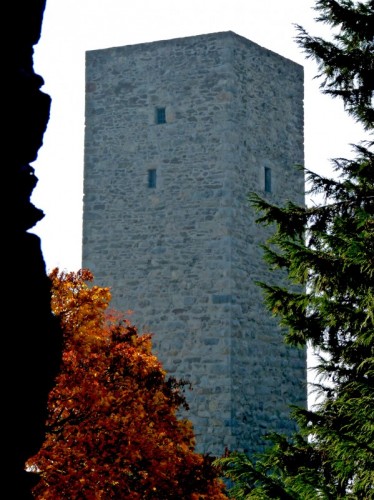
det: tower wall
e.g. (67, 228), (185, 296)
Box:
(83, 31), (306, 455)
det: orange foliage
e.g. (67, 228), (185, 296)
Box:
(28, 268), (227, 499)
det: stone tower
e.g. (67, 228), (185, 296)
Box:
(83, 31), (307, 456)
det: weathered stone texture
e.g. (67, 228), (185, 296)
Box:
(83, 31), (307, 455)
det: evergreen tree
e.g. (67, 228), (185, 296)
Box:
(214, 1), (374, 498)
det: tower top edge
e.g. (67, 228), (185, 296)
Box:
(85, 30), (303, 68)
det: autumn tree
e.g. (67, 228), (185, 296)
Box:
(28, 268), (227, 499)
(215, 1), (374, 498)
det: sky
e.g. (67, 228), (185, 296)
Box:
(32, 0), (366, 274)
(30, 0), (368, 406)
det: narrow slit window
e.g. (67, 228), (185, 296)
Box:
(156, 107), (166, 124)
(264, 167), (272, 193)
(148, 169), (157, 188)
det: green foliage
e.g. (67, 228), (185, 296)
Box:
(215, 1), (374, 498)
(295, 0), (374, 130)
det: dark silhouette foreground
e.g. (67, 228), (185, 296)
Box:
(5, 1), (62, 496)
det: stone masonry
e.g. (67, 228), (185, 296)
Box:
(83, 31), (307, 456)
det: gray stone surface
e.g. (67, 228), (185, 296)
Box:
(83, 31), (307, 456)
